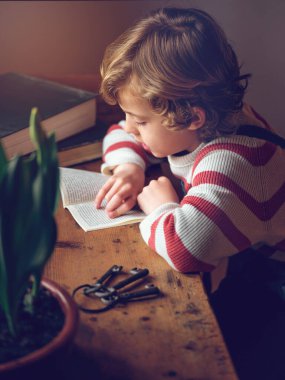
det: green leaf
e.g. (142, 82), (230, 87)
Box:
(0, 108), (60, 335)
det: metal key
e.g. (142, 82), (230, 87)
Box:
(101, 284), (160, 305)
(94, 268), (149, 297)
(83, 264), (123, 295)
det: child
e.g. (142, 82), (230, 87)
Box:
(95, 8), (285, 378)
(95, 6), (285, 279)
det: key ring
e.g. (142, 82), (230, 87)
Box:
(72, 265), (161, 313)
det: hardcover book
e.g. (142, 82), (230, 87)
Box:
(57, 121), (109, 167)
(0, 72), (97, 158)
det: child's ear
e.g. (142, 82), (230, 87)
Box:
(188, 107), (206, 131)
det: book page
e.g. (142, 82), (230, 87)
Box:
(59, 167), (145, 231)
(60, 167), (108, 206)
(66, 202), (144, 232)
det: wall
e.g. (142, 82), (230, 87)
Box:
(0, 0), (284, 135)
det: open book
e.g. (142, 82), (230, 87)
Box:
(59, 167), (145, 231)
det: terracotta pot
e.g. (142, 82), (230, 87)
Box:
(0, 278), (79, 379)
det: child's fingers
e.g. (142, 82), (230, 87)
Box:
(95, 176), (135, 213)
(95, 179), (115, 208)
(105, 188), (129, 212)
(105, 183), (132, 210)
(94, 188), (107, 208)
(107, 196), (137, 218)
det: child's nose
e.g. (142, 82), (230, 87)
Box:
(125, 116), (138, 135)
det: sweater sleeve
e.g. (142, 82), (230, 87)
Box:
(139, 141), (269, 273)
(101, 120), (160, 175)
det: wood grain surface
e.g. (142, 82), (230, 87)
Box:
(44, 160), (238, 380)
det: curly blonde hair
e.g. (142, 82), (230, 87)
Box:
(100, 7), (250, 141)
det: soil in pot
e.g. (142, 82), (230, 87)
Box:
(0, 286), (65, 364)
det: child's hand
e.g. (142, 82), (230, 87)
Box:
(95, 163), (145, 218)
(137, 176), (179, 215)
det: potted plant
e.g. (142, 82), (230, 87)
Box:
(0, 108), (79, 378)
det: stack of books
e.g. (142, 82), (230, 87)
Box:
(0, 72), (98, 161)
(57, 120), (109, 166)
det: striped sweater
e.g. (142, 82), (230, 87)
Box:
(101, 120), (285, 273)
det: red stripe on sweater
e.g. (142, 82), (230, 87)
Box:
(148, 216), (162, 251)
(148, 213), (213, 272)
(107, 124), (123, 134)
(103, 141), (148, 163)
(192, 142), (276, 176)
(163, 213), (215, 272)
(193, 171), (285, 220)
(181, 195), (251, 250)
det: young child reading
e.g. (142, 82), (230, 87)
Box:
(95, 7), (285, 278)
(95, 8), (285, 378)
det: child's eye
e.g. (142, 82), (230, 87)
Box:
(135, 121), (146, 126)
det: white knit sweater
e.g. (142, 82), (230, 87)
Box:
(101, 118), (285, 273)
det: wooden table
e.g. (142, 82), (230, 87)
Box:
(45, 160), (238, 380)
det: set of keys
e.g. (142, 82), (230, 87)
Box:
(72, 265), (160, 313)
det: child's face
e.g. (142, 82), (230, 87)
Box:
(118, 87), (202, 158)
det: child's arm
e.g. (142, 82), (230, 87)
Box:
(100, 121), (150, 176)
(95, 121), (161, 217)
(137, 146), (259, 274)
(138, 178), (233, 273)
